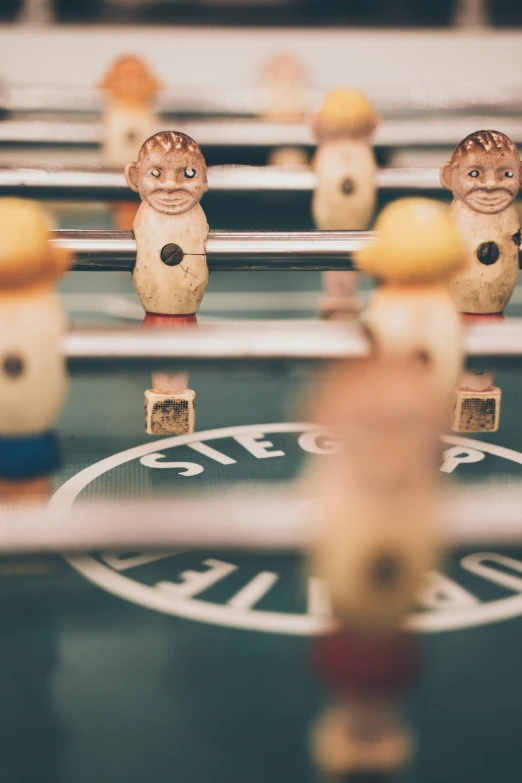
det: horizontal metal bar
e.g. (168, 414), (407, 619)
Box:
(53, 229), (372, 271)
(61, 319), (522, 371)
(0, 481), (521, 555)
(2, 116), (522, 148)
(0, 165), (443, 199)
(5, 83), (522, 117)
(3, 84), (267, 117)
(62, 321), (369, 369)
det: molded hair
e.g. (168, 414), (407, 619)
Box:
(356, 198), (465, 284)
(0, 198), (70, 289)
(99, 55), (162, 99)
(449, 130), (518, 162)
(137, 131), (205, 162)
(312, 88), (380, 141)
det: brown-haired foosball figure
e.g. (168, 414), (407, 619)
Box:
(311, 89), (380, 321)
(440, 130), (522, 432)
(125, 131), (209, 435)
(0, 198), (70, 502)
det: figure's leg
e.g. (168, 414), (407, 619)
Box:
(321, 271), (361, 320)
(143, 313), (197, 436)
(452, 314), (503, 433)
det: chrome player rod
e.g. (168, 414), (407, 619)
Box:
(52, 229), (373, 271)
(0, 482), (521, 555)
(52, 229), (522, 272)
(62, 319), (522, 371)
(2, 116), (522, 148)
(0, 165), (443, 198)
(4, 82), (522, 116)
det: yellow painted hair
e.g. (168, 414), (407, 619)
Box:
(0, 199), (70, 289)
(313, 88), (380, 139)
(356, 198), (465, 283)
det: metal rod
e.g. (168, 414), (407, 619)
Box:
(0, 482), (521, 555)
(2, 116), (522, 148)
(53, 229), (372, 272)
(61, 319), (522, 371)
(3, 83), (522, 117)
(62, 321), (370, 370)
(0, 165), (443, 198)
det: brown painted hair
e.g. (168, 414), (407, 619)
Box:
(137, 131), (205, 162)
(450, 130), (518, 162)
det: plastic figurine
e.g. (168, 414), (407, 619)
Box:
(312, 88), (380, 319)
(0, 198), (70, 501)
(440, 130), (522, 431)
(125, 130), (209, 435)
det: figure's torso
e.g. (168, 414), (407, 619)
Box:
(0, 289), (68, 435)
(102, 102), (157, 168)
(132, 202), (209, 315)
(312, 139), (377, 230)
(450, 199), (520, 313)
(366, 285), (463, 393)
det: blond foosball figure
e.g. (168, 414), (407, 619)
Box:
(125, 131), (209, 435)
(311, 88), (380, 320)
(357, 198), (465, 399)
(440, 130), (522, 432)
(100, 55), (163, 230)
(0, 199), (70, 502)
(305, 199), (464, 782)
(260, 53), (309, 166)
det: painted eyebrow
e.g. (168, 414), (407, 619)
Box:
(142, 158), (165, 168)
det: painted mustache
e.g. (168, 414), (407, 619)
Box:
(153, 189), (193, 198)
(469, 187), (513, 196)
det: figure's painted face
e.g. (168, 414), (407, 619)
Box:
(447, 148), (520, 214)
(129, 148), (208, 215)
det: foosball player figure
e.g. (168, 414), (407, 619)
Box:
(260, 52), (309, 166)
(0, 198), (70, 504)
(440, 130), (522, 432)
(304, 200), (464, 781)
(357, 198), (465, 401)
(100, 55), (163, 229)
(307, 359), (450, 783)
(125, 130), (209, 436)
(311, 88), (380, 321)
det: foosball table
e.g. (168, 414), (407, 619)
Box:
(2, 21), (522, 783)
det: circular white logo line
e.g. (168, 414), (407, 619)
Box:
(50, 424), (522, 635)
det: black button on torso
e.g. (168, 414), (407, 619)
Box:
(3, 355), (24, 377)
(341, 178), (355, 195)
(477, 241), (500, 266)
(369, 553), (402, 588)
(160, 244), (184, 266)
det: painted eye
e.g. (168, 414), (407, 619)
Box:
(150, 169), (160, 178)
(468, 170), (480, 178)
(505, 170), (514, 178)
(184, 167), (196, 179)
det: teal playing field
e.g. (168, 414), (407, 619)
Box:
(4, 262), (522, 782)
